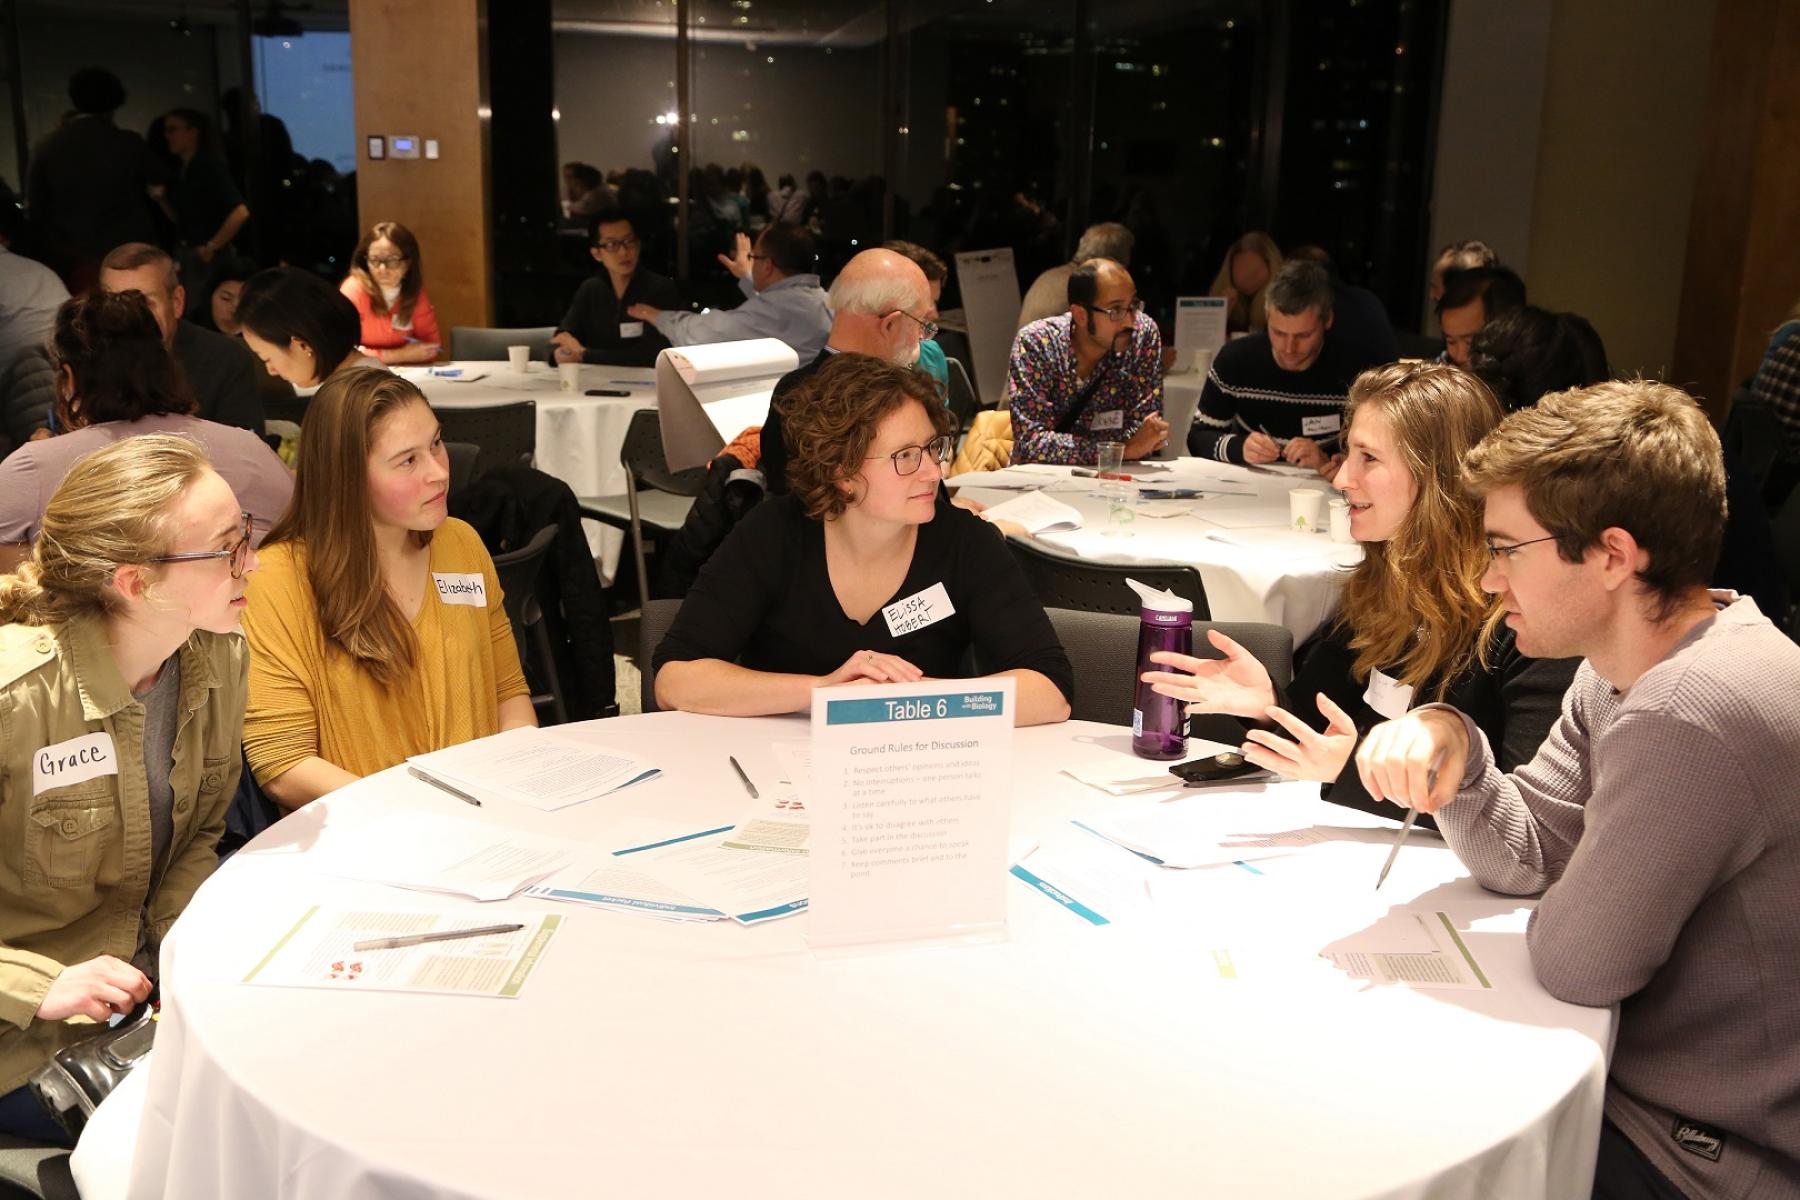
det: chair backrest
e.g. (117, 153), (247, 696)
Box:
(1722, 386), (1781, 494)
(620, 408), (708, 496)
(1044, 606), (1294, 728)
(490, 524), (558, 631)
(444, 440), (482, 501)
(637, 597), (684, 713)
(1007, 535), (1209, 619)
(945, 356), (981, 436)
(451, 325), (557, 362)
(433, 401), (536, 478)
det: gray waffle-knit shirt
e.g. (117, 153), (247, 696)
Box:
(1431, 597), (1800, 1200)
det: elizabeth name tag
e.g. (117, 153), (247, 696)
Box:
(882, 582), (956, 638)
(1363, 668), (1415, 720)
(433, 573), (488, 607)
(1091, 409), (1125, 431)
(34, 732), (118, 796)
(1301, 413), (1342, 437)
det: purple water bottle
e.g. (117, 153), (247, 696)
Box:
(1129, 578), (1193, 759)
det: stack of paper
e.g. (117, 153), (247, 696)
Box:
(407, 726), (659, 811)
(530, 824), (807, 926)
(979, 490), (1084, 534)
(310, 811), (579, 900)
(528, 827), (731, 923)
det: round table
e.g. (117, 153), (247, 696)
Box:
(121, 715), (1610, 1199)
(402, 362), (657, 579)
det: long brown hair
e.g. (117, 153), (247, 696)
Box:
(1337, 362), (1504, 697)
(349, 220), (424, 325)
(264, 367), (434, 686)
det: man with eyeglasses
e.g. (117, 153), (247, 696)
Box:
(551, 209), (683, 367)
(1007, 257), (1168, 466)
(1354, 381), (1800, 1200)
(625, 223), (831, 363)
(1188, 259), (1382, 478)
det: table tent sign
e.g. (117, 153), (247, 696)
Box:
(655, 337), (798, 471)
(806, 677), (1015, 951)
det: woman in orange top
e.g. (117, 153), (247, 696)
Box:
(340, 221), (441, 364)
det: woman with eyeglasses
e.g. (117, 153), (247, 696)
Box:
(0, 290), (291, 574)
(551, 208), (683, 368)
(0, 435), (252, 1141)
(655, 353), (1073, 725)
(340, 221), (441, 365)
(1140, 362), (1580, 822)
(241, 368), (533, 811)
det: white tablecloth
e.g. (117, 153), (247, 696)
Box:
(403, 362), (657, 580)
(955, 457), (1359, 643)
(122, 715), (1610, 1200)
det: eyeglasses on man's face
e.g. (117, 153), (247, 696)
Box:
(884, 310), (940, 341)
(367, 255), (409, 270)
(866, 434), (955, 476)
(150, 512), (256, 578)
(1483, 533), (1559, 562)
(596, 235), (640, 254)
(1089, 297), (1145, 323)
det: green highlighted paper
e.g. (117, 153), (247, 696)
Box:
(243, 908), (562, 998)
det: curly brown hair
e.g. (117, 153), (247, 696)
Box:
(781, 353), (952, 520)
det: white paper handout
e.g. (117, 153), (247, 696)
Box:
(309, 811), (579, 901)
(1074, 789), (1333, 869)
(1322, 911), (1493, 990)
(407, 726), (659, 811)
(979, 490), (1084, 534)
(642, 827), (809, 925)
(721, 788), (809, 853)
(243, 907), (562, 997)
(527, 826), (731, 922)
(1010, 842), (1154, 926)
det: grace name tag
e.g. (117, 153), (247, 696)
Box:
(1091, 409), (1125, 431)
(433, 572), (488, 607)
(619, 321), (645, 339)
(34, 732), (118, 796)
(882, 582), (956, 638)
(1363, 668), (1416, 721)
(1301, 413), (1342, 437)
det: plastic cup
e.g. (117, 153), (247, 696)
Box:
(507, 345), (530, 374)
(1329, 498), (1354, 543)
(1096, 441), (1126, 479)
(1289, 487), (1326, 534)
(558, 361), (581, 393)
(1101, 480), (1139, 537)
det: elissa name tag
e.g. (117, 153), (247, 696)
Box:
(34, 732), (118, 797)
(433, 573), (489, 607)
(882, 582), (956, 638)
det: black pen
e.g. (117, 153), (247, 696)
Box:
(408, 766), (481, 807)
(729, 755), (759, 799)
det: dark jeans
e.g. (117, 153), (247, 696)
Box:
(0, 1083), (71, 1146)
(1593, 1118), (1688, 1200)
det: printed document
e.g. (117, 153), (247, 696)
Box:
(408, 726), (659, 811)
(1322, 911), (1494, 990)
(243, 907), (561, 997)
(310, 811), (578, 900)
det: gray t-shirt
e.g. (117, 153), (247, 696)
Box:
(131, 655), (182, 980)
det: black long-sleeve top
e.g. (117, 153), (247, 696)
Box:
(654, 493), (1075, 705)
(1272, 620), (1580, 828)
(1186, 333), (1378, 464)
(556, 269), (684, 367)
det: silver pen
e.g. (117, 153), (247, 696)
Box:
(1375, 748), (1446, 890)
(353, 923), (525, 952)
(408, 766), (481, 807)
(729, 755), (759, 799)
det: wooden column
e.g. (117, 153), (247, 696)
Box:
(347, 0), (494, 336)
(1671, 0), (1800, 417)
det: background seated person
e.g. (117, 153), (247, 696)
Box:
(627, 224), (831, 362)
(1436, 265), (1526, 369)
(242, 369), (533, 811)
(0, 436), (250, 1142)
(1143, 362), (1578, 823)
(0, 290), (291, 573)
(236, 266), (378, 393)
(655, 354), (1072, 726)
(552, 209), (682, 368)
(1007, 257), (1168, 466)
(1210, 231), (1282, 334)
(340, 221), (441, 365)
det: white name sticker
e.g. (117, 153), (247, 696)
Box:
(1301, 413), (1343, 437)
(433, 572), (489, 608)
(1363, 669), (1416, 721)
(1091, 409), (1125, 432)
(34, 732), (118, 797)
(882, 582), (956, 639)
(619, 321), (645, 340)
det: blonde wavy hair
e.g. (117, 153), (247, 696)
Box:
(0, 435), (210, 627)
(1337, 362), (1504, 697)
(1209, 231), (1283, 331)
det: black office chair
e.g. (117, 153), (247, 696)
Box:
(432, 402), (536, 480)
(491, 524), (570, 724)
(450, 325), (557, 362)
(1006, 535), (1210, 619)
(579, 410), (708, 613)
(444, 440), (482, 502)
(945, 356), (982, 447)
(0, 1134), (77, 1200)
(636, 597), (683, 714)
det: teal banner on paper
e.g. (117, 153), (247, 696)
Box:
(825, 691), (1008, 726)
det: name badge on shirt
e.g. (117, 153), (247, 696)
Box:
(882, 582), (956, 639)
(1362, 668), (1415, 721)
(1301, 413), (1342, 437)
(619, 321), (645, 340)
(433, 572), (489, 607)
(33, 732), (118, 797)
(1091, 410), (1125, 432)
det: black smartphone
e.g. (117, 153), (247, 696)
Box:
(1169, 751), (1268, 787)
(585, 388), (632, 397)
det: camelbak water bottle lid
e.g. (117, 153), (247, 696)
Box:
(1126, 577), (1193, 614)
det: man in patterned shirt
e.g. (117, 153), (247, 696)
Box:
(1006, 258), (1168, 465)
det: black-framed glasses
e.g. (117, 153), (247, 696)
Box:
(866, 434), (954, 476)
(367, 255), (409, 269)
(1091, 298), (1145, 322)
(884, 309), (940, 340)
(595, 236), (640, 253)
(1484, 534), (1559, 562)
(150, 512), (256, 579)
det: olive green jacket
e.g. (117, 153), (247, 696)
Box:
(0, 613), (245, 1093)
